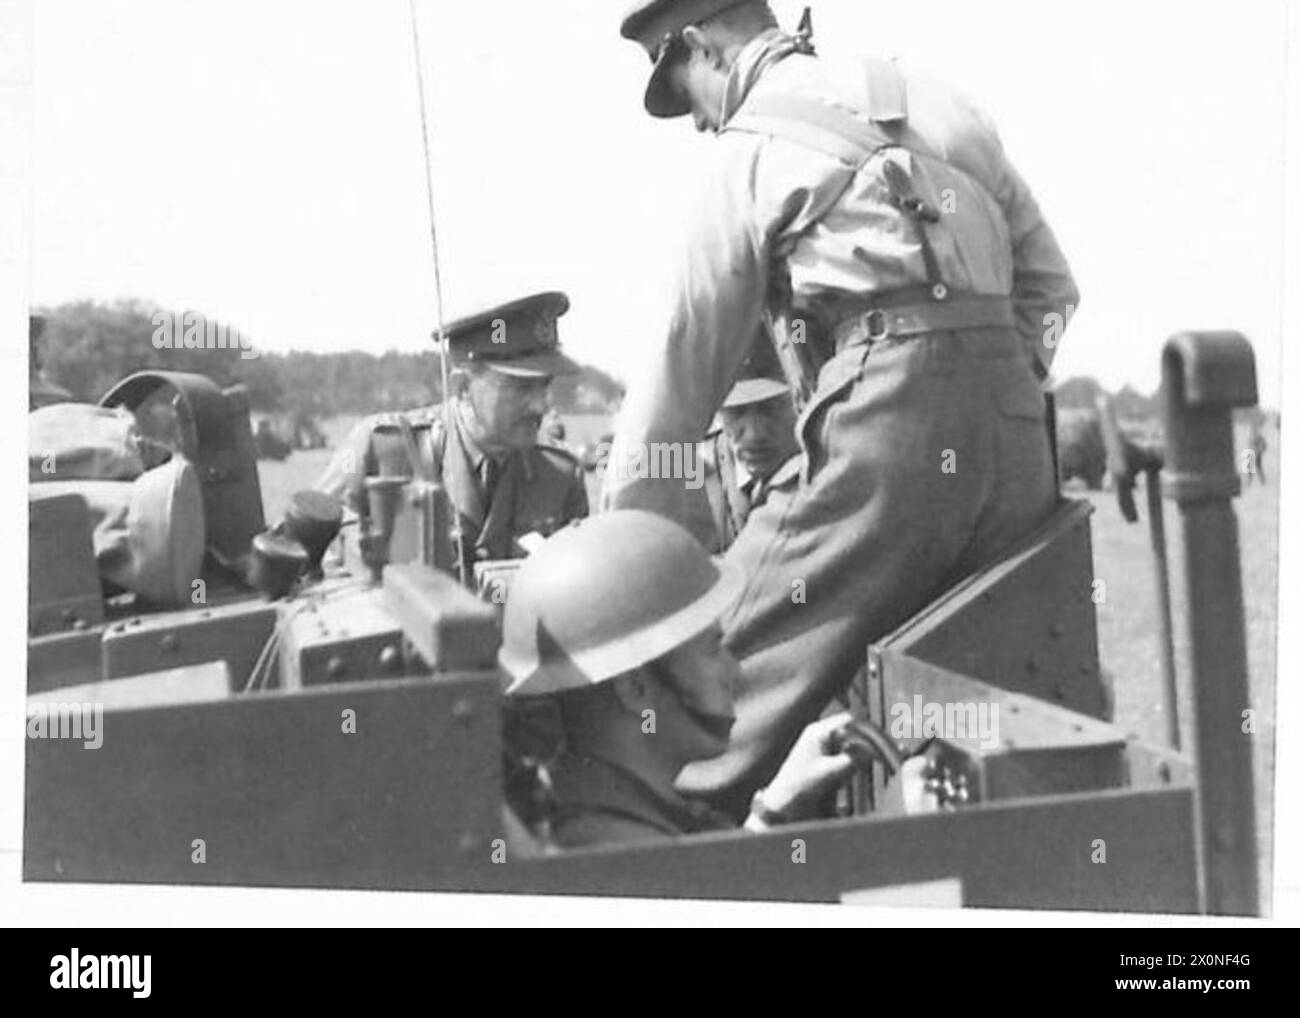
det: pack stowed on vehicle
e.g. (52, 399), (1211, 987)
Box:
(29, 400), (206, 609)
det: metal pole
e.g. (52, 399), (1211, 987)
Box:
(1143, 469), (1180, 750)
(1160, 331), (1258, 916)
(407, 0), (452, 400)
(1097, 393), (1180, 746)
(407, 0), (466, 586)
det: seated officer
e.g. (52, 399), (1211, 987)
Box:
(316, 292), (589, 579)
(500, 509), (857, 849)
(703, 371), (800, 552)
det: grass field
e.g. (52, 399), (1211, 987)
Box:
(259, 416), (1279, 907)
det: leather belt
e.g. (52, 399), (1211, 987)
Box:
(825, 290), (1016, 353)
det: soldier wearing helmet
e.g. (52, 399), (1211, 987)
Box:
(607, 1), (1077, 816)
(316, 292), (589, 581)
(500, 510), (856, 848)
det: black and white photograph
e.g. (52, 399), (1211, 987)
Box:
(4, 0), (1297, 942)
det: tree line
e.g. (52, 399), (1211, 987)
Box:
(34, 299), (625, 419)
(43, 298), (1259, 429)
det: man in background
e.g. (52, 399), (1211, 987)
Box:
(703, 363), (799, 552)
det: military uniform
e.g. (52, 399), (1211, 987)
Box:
(701, 423), (800, 553)
(613, 13), (1076, 813)
(317, 406), (587, 574)
(315, 291), (589, 579)
(702, 358), (800, 552)
(547, 754), (736, 849)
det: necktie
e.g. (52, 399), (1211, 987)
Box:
(479, 457), (502, 505)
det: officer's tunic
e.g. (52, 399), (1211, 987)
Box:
(605, 31), (1075, 814)
(317, 405), (588, 573)
(547, 755), (736, 849)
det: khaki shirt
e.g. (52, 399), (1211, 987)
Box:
(605, 31), (1078, 527)
(317, 405), (588, 571)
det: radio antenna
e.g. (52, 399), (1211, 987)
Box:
(407, 0), (466, 584)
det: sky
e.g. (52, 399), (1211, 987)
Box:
(13, 0), (1297, 403)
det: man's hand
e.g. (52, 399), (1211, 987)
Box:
(898, 756), (941, 814)
(747, 711), (857, 828)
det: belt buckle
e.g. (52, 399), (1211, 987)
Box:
(863, 308), (890, 342)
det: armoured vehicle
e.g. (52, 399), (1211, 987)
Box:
(25, 332), (1263, 914)
(252, 417), (293, 461)
(1054, 406), (1108, 490)
(251, 411), (329, 458)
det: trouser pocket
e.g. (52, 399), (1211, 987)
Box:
(796, 343), (873, 484)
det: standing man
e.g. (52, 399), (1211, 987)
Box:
(317, 292), (589, 580)
(1247, 419), (1267, 485)
(609, 1), (1078, 815)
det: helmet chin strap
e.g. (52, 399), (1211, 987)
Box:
(645, 658), (734, 739)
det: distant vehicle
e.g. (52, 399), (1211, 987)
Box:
(289, 411), (328, 451)
(1055, 407), (1107, 489)
(1055, 405), (1155, 491)
(253, 418), (292, 461)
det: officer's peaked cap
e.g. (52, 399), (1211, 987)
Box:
(441, 291), (580, 379)
(722, 377), (789, 409)
(621, 0), (754, 118)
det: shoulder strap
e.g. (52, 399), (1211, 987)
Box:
(722, 57), (907, 167)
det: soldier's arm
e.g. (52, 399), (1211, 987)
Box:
(697, 433), (729, 555)
(991, 151), (1081, 376)
(603, 135), (829, 533)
